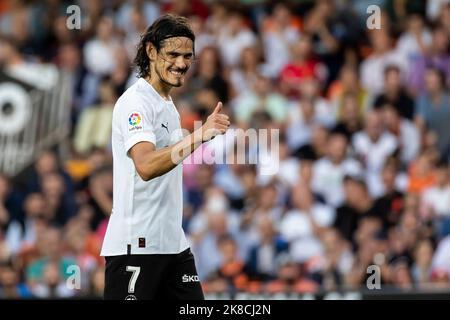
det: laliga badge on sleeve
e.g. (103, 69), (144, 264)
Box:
(128, 111), (143, 132)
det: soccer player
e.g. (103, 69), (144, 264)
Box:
(101, 14), (230, 300)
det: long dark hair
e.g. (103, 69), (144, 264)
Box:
(134, 14), (195, 78)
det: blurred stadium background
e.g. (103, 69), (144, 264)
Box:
(0, 0), (450, 299)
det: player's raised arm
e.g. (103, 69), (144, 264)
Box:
(129, 101), (229, 181)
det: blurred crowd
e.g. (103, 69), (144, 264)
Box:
(0, 0), (450, 298)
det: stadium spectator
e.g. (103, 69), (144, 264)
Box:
(302, 0), (340, 84)
(260, 2), (301, 78)
(0, 262), (31, 298)
(414, 67), (450, 159)
(312, 131), (362, 207)
(40, 173), (77, 226)
(0, 175), (23, 234)
(328, 65), (371, 122)
(411, 238), (434, 288)
(87, 266), (105, 299)
(437, 3), (450, 35)
(83, 16), (120, 77)
(217, 9), (257, 68)
(294, 125), (329, 161)
(25, 226), (76, 297)
(73, 76), (116, 154)
(352, 111), (398, 197)
(360, 29), (406, 95)
(332, 92), (364, 141)
(407, 148), (438, 194)
(395, 13), (432, 69)
(421, 160), (450, 238)
(372, 158), (406, 229)
(232, 73), (288, 128)
(5, 193), (47, 255)
(280, 184), (334, 263)
(25, 150), (74, 197)
(373, 65), (415, 120)
(334, 176), (377, 244)
(286, 77), (334, 150)
(431, 235), (450, 284)
(245, 216), (289, 281)
(229, 46), (261, 97)
(279, 34), (327, 98)
(309, 228), (354, 291)
(408, 25), (450, 94)
(179, 46), (229, 105)
(381, 103), (420, 165)
(210, 235), (248, 292)
(64, 217), (99, 294)
(240, 183), (283, 245)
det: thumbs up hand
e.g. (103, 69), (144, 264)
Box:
(199, 102), (230, 142)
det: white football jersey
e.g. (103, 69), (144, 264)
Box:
(101, 78), (189, 256)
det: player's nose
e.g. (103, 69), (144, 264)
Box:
(174, 56), (188, 70)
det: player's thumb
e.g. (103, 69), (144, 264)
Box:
(212, 101), (223, 115)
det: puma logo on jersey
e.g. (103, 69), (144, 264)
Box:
(161, 122), (169, 133)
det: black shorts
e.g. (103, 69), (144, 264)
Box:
(104, 248), (204, 300)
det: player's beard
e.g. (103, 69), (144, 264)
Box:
(156, 65), (187, 88)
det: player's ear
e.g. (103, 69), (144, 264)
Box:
(146, 42), (156, 62)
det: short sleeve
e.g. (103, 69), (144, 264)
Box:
(118, 100), (157, 154)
